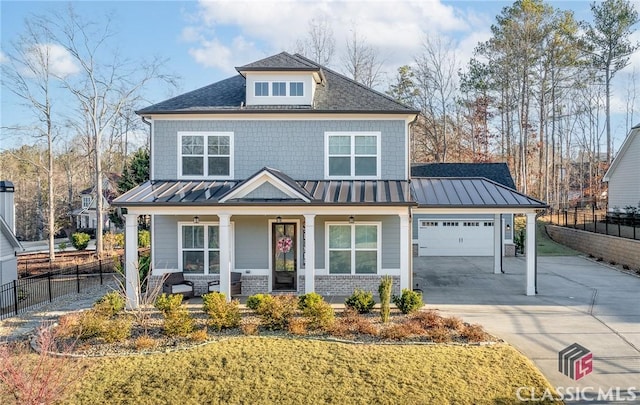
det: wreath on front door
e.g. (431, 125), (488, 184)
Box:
(277, 236), (293, 254)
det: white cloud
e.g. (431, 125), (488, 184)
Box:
(0, 50), (7, 64)
(185, 0), (488, 74)
(22, 43), (79, 78)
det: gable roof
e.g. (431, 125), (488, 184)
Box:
(411, 163), (516, 190)
(603, 123), (640, 181)
(137, 52), (418, 115)
(219, 167), (313, 203)
(411, 177), (547, 209)
(0, 216), (22, 250)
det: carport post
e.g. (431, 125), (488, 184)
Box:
(526, 213), (536, 296)
(493, 214), (501, 274)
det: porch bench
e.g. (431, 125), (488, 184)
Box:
(207, 272), (242, 295)
(163, 272), (195, 299)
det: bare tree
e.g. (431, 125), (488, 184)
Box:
(341, 25), (385, 88)
(295, 17), (335, 66)
(1, 16), (64, 261)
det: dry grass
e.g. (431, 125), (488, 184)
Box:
(133, 334), (157, 351)
(61, 337), (558, 404)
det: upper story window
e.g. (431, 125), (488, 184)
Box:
(325, 132), (380, 179)
(179, 132), (233, 179)
(82, 196), (92, 208)
(255, 82), (269, 96)
(272, 82), (286, 96)
(290, 82), (304, 96)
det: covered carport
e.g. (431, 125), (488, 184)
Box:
(411, 177), (548, 295)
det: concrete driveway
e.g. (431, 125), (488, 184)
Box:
(414, 255), (640, 402)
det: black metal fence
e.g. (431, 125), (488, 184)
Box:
(545, 207), (640, 241)
(0, 256), (123, 321)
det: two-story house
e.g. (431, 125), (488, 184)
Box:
(114, 52), (418, 304)
(71, 174), (120, 234)
(0, 181), (22, 287)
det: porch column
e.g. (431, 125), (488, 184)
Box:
(526, 212), (536, 296)
(304, 214), (316, 294)
(493, 214), (501, 274)
(218, 214), (231, 301)
(124, 214), (139, 309)
(399, 213), (410, 290)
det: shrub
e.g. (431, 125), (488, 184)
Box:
(256, 294), (298, 330)
(329, 309), (377, 338)
(75, 310), (107, 340)
(246, 293), (268, 311)
(380, 324), (415, 340)
(392, 289), (423, 314)
(425, 326), (452, 343)
(138, 230), (151, 248)
(163, 310), (194, 337)
(55, 313), (80, 338)
(301, 298), (334, 330)
(460, 324), (489, 343)
(287, 318), (307, 335)
(411, 310), (444, 329)
(241, 321), (259, 336)
(345, 289), (375, 314)
(190, 329), (209, 342)
(103, 232), (124, 250)
(443, 316), (464, 331)
(134, 334), (157, 350)
(57, 241), (68, 251)
(378, 275), (393, 323)
(71, 232), (90, 251)
(138, 253), (151, 291)
(94, 291), (126, 317)
(298, 292), (323, 310)
(154, 293), (184, 316)
(202, 292), (241, 331)
(101, 317), (133, 343)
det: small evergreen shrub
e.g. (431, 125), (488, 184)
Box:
(57, 241), (68, 251)
(202, 292), (241, 331)
(256, 294), (298, 330)
(71, 232), (90, 251)
(101, 317), (133, 343)
(378, 275), (393, 323)
(246, 293), (268, 311)
(75, 310), (107, 340)
(300, 297), (334, 330)
(94, 291), (126, 317)
(154, 293), (184, 316)
(297, 292), (323, 310)
(392, 289), (423, 314)
(345, 289), (375, 314)
(241, 321), (259, 336)
(190, 329), (209, 342)
(287, 318), (308, 335)
(163, 310), (194, 337)
(138, 230), (151, 248)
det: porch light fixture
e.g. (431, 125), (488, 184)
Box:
(193, 216), (200, 224)
(506, 223), (511, 231)
(349, 216), (355, 224)
(276, 216), (282, 223)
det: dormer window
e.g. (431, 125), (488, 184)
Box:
(255, 82), (269, 96)
(272, 82), (286, 96)
(290, 82), (304, 96)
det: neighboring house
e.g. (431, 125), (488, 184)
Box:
(0, 181), (23, 286)
(411, 163), (516, 256)
(113, 52), (546, 304)
(603, 124), (640, 211)
(71, 174), (120, 233)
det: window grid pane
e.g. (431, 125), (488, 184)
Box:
(329, 251), (351, 274)
(182, 136), (204, 155)
(355, 251), (377, 274)
(255, 82), (268, 96)
(290, 82), (303, 96)
(355, 136), (377, 155)
(355, 225), (377, 249)
(329, 136), (351, 155)
(272, 82), (286, 96)
(354, 157), (377, 176)
(329, 225), (351, 248)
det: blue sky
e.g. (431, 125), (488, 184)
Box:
(1, 0), (639, 151)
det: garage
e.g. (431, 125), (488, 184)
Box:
(418, 219), (494, 256)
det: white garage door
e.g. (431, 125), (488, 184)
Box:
(418, 220), (494, 256)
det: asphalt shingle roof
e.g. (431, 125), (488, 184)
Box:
(411, 163), (516, 190)
(137, 52), (417, 114)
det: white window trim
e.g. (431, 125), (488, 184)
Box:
(178, 222), (220, 275)
(177, 131), (234, 180)
(325, 221), (382, 275)
(324, 131), (381, 179)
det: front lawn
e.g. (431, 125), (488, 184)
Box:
(537, 220), (579, 256)
(64, 337), (556, 404)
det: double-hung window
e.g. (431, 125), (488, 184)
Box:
(289, 82), (304, 96)
(180, 224), (220, 274)
(82, 196), (92, 208)
(326, 132), (380, 178)
(327, 223), (380, 274)
(179, 132), (233, 178)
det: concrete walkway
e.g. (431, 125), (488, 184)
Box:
(414, 255), (640, 402)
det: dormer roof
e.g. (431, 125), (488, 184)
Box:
(236, 52), (320, 73)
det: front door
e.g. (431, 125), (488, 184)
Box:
(272, 223), (297, 291)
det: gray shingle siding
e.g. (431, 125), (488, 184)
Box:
(153, 119), (406, 180)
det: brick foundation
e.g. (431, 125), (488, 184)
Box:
(546, 225), (640, 271)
